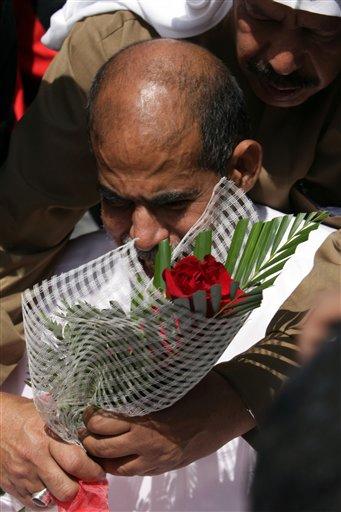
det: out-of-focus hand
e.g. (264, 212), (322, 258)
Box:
(0, 393), (105, 510)
(82, 370), (255, 476)
(299, 291), (341, 363)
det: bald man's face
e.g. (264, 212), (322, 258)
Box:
(234, 0), (341, 107)
(94, 83), (219, 273)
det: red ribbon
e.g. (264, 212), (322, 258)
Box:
(55, 480), (109, 512)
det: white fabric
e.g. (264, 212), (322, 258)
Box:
(42, 0), (341, 51)
(42, 0), (232, 50)
(274, 0), (341, 16)
(1, 204), (334, 512)
(22, 180), (259, 442)
(1, 357), (254, 512)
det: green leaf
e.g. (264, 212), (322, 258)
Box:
(153, 239), (171, 291)
(131, 274), (145, 310)
(247, 260), (290, 287)
(254, 218), (280, 271)
(225, 219), (249, 275)
(233, 221), (263, 286)
(306, 211), (319, 222)
(238, 294), (263, 305)
(263, 244), (300, 268)
(41, 313), (63, 340)
(245, 276), (278, 294)
(305, 211), (328, 224)
(241, 211), (326, 292)
(217, 293), (261, 316)
(232, 300), (262, 315)
(230, 280), (241, 300)
(193, 230), (212, 260)
(270, 215), (292, 255)
(288, 212), (306, 238)
(275, 224), (318, 253)
(220, 296), (263, 317)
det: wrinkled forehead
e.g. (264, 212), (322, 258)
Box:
(92, 80), (193, 149)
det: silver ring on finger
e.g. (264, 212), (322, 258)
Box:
(31, 488), (54, 508)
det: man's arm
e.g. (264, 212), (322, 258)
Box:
(0, 392), (105, 509)
(82, 230), (341, 472)
(0, 11), (156, 384)
(215, 229), (341, 426)
(0, 12), (156, 506)
(0, 11), (157, 253)
(82, 369), (255, 477)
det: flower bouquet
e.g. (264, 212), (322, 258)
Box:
(22, 179), (326, 511)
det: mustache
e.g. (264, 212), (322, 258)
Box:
(246, 57), (319, 90)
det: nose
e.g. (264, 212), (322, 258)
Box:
(268, 50), (300, 76)
(129, 205), (169, 251)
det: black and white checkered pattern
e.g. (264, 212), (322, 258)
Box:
(23, 179), (259, 443)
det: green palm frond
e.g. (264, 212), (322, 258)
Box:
(153, 239), (172, 291)
(193, 229), (212, 260)
(226, 211), (328, 315)
(225, 218), (249, 275)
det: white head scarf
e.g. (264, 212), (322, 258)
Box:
(274, 0), (341, 17)
(42, 0), (341, 51)
(42, 0), (232, 50)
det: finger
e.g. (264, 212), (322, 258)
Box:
(3, 465), (45, 494)
(5, 477), (52, 512)
(1, 478), (28, 508)
(2, 464), (51, 508)
(85, 412), (131, 436)
(22, 481), (55, 510)
(36, 456), (79, 503)
(100, 455), (141, 476)
(49, 439), (106, 482)
(18, 476), (48, 495)
(82, 432), (134, 459)
(77, 426), (90, 442)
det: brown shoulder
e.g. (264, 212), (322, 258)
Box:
(69, 11), (157, 58)
(60, 11), (157, 93)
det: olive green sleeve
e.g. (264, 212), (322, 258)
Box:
(0, 11), (156, 252)
(214, 230), (341, 430)
(0, 12), (156, 384)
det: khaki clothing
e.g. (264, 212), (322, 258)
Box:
(215, 229), (341, 425)
(1, 12), (156, 382)
(195, 15), (341, 219)
(1, 13), (340, 424)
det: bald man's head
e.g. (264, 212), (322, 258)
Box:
(89, 39), (262, 262)
(88, 39), (250, 176)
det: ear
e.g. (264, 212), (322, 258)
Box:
(228, 140), (262, 193)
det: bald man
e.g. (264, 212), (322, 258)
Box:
(1, 38), (340, 510)
(0, 40), (257, 508)
(1, 0), (340, 384)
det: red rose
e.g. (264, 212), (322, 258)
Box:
(163, 255), (244, 316)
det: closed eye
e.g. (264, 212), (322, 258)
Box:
(103, 197), (133, 209)
(160, 200), (191, 211)
(99, 185), (133, 208)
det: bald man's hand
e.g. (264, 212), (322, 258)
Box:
(82, 371), (254, 476)
(0, 393), (105, 509)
